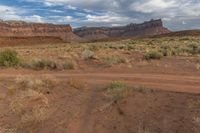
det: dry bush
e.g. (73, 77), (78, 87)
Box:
(144, 51), (163, 60)
(107, 81), (130, 101)
(7, 86), (17, 96)
(23, 59), (58, 70)
(7, 75), (57, 130)
(10, 100), (25, 115)
(15, 75), (58, 93)
(21, 106), (49, 126)
(82, 49), (95, 60)
(68, 78), (86, 89)
(102, 56), (126, 67)
(63, 60), (75, 70)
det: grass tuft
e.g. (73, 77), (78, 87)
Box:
(107, 81), (129, 101)
(144, 51), (163, 60)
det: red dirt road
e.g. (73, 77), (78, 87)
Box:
(0, 69), (199, 94)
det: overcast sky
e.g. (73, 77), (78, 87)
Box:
(0, 0), (199, 30)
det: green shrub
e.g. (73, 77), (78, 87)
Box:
(144, 51), (163, 60)
(30, 59), (58, 70)
(107, 81), (129, 101)
(63, 61), (74, 70)
(82, 49), (95, 60)
(0, 49), (21, 67)
(103, 56), (126, 67)
(160, 45), (174, 56)
(187, 43), (200, 55)
(89, 45), (101, 51)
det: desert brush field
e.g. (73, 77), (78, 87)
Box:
(0, 36), (200, 133)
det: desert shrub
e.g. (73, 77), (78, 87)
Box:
(160, 45), (174, 56)
(0, 49), (21, 67)
(63, 61), (74, 70)
(133, 85), (154, 93)
(126, 44), (135, 51)
(186, 43), (200, 55)
(194, 57), (200, 63)
(107, 81), (129, 101)
(68, 78), (86, 89)
(16, 75), (58, 92)
(144, 51), (163, 60)
(8, 76), (52, 130)
(103, 56), (126, 67)
(89, 45), (101, 51)
(82, 49), (95, 60)
(30, 59), (58, 70)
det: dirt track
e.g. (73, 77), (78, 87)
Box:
(0, 69), (199, 94)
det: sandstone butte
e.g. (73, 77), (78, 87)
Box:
(0, 19), (170, 43)
(0, 20), (82, 42)
(74, 19), (171, 41)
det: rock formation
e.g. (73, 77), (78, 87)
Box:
(74, 19), (170, 41)
(0, 19), (171, 44)
(0, 20), (81, 42)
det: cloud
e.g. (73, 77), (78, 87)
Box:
(130, 0), (177, 13)
(3, 0), (200, 30)
(0, 4), (45, 23)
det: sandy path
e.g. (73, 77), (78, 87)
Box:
(0, 70), (199, 94)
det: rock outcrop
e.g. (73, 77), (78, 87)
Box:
(74, 19), (170, 41)
(0, 20), (81, 42)
(0, 19), (171, 44)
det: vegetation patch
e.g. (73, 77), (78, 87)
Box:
(0, 49), (21, 67)
(102, 56), (126, 67)
(144, 51), (163, 60)
(68, 78), (86, 89)
(82, 49), (95, 60)
(28, 59), (58, 70)
(107, 81), (130, 101)
(6, 75), (57, 130)
(63, 60), (75, 70)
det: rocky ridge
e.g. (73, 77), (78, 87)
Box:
(0, 19), (170, 43)
(0, 20), (81, 42)
(74, 19), (170, 41)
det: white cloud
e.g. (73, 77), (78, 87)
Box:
(24, 15), (44, 23)
(5, 0), (200, 30)
(48, 15), (79, 23)
(0, 4), (44, 23)
(130, 0), (177, 13)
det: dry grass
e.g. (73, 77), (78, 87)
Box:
(0, 36), (199, 70)
(107, 81), (130, 101)
(68, 78), (86, 89)
(21, 106), (49, 126)
(6, 75), (57, 130)
(15, 75), (58, 92)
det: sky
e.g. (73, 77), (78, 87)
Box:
(0, 0), (199, 31)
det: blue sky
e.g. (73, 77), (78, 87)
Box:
(0, 0), (199, 30)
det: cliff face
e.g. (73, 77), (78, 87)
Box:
(74, 19), (171, 40)
(0, 20), (81, 42)
(0, 19), (170, 44)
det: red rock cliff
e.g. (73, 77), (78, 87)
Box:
(74, 19), (171, 40)
(0, 20), (81, 42)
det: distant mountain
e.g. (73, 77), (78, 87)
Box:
(0, 19), (170, 43)
(74, 19), (171, 41)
